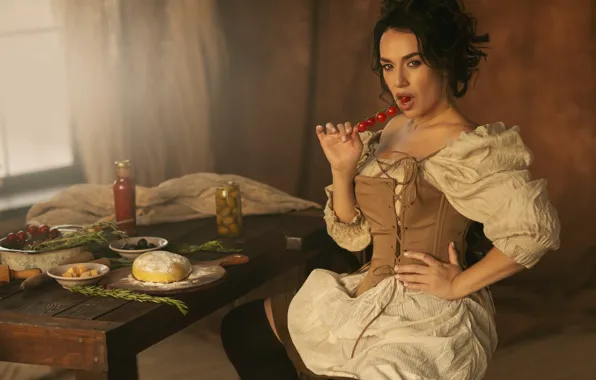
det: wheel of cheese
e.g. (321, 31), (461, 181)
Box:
(132, 251), (192, 283)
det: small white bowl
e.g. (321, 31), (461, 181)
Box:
(108, 236), (168, 260)
(47, 263), (110, 288)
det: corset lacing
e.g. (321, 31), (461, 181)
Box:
(350, 153), (422, 359)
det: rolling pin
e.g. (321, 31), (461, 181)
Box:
(0, 266), (41, 284)
(20, 252), (111, 290)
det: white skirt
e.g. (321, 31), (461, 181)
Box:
(287, 269), (498, 380)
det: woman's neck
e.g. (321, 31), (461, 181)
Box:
(412, 100), (455, 129)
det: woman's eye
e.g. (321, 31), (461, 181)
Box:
(407, 60), (422, 68)
(382, 64), (393, 71)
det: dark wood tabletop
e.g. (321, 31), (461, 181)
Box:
(0, 210), (333, 380)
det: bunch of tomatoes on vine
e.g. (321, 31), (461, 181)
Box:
(1, 224), (61, 251)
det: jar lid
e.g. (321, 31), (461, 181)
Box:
(115, 160), (132, 168)
(218, 180), (239, 188)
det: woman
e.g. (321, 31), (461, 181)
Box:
(221, 0), (561, 379)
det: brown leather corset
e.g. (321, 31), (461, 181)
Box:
(353, 153), (472, 296)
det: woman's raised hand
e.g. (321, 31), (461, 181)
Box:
(316, 122), (363, 178)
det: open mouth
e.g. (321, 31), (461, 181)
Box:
(397, 95), (414, 111)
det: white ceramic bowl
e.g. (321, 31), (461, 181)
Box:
(109, 236), (168, 260)
(47, 263), (110, 288)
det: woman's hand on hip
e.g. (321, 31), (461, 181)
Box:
(394, 242), (465, 300)
(316, 122), (363, 178)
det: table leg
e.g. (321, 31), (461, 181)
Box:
(73, 355), (138, 380)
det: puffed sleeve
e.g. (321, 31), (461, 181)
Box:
(422, 122), (561, 268)
(322, 130), (379, 252)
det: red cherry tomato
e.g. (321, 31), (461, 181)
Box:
(365, 117), (376, 128)
(6, 232), (17, 242)
(17, 230), (28, 242)
(387, 106), (398, 116)
(376, 112), (387, 122)
(38, 224), (50, 235)
(27, 225), (38, 236)
(357, 122), (367, 132)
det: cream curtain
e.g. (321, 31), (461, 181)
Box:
(52, 0), (226, 186)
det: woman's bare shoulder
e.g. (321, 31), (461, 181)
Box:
(385, 114), (409, 131)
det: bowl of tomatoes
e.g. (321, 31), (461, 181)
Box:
(0, 224), (87, 271)
(0, 224), (64, 252)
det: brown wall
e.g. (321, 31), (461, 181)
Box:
(214, 0), (596, 293)
(214, 0), (315, 195)
(460, 0), (596, 288)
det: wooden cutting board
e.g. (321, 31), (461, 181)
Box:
(101, 254), (248, 295)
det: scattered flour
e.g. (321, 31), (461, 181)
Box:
(124, 264), (225, 290)
(134, 251), (191, 274)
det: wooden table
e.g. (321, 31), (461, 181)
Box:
(0, 211), (337, 379)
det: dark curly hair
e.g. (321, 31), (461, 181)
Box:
(373, 0), (489, 99)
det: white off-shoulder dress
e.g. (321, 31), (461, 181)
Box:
(286, 122), (561, 380)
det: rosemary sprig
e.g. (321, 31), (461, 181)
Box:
(31, 222), (127, 252)
(67, 285), (189, 315)
(108, 257), (133, 269)
(174, 241), (242, 254)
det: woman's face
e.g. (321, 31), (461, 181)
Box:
(379, 29), (449, 119)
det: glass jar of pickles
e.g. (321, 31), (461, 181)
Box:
(215, 181), (243, 237)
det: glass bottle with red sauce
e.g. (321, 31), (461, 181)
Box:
(113, 160), (137, 236)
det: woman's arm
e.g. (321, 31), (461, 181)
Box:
(396, 243), (526, 300)
(319, 126), (374, 252)
(451, 247), (524, 298)
(330, 170), (358, 223)
(413, 124), (560, 299)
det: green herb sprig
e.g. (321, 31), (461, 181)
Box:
(108, 257), (134, 269)
(174, 241), (241, 255)
(67, 285), (189, 315)
(31, 222), (127, 252)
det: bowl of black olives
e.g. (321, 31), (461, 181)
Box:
(109, 236), (168, 260)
